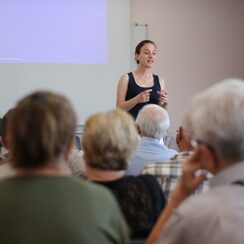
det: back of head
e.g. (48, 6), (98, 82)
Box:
(8, 91), (77, 168)
(190, 78), (244, 162)
(0, 119), (2, 138)
(0, 109), (14, 148)
(82, 109), (138, 170)
(136, 104), (170, 139)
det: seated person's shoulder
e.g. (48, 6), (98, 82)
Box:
(137, 174), (160, 185)
(124, 174), (159, 187)
(124, 175), (165, 201)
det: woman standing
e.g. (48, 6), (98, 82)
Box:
(116, 40), (168, 119)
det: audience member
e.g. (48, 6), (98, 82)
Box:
(148, 78), (244, 244)
(0, 109), (86, 179)
(142, 111), (211, 199)
(0, 109), (14, 163)
(0, 109), (87, 180)
(0, 118), (2, 149)
(82, 109), (166, 239)
(0, 91), (129, 244)
(0, 109), (16, 179)
(126, 104), (177, 176)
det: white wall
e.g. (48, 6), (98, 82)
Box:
(0, 0), (131, 129)
(132, 0), (244, 131)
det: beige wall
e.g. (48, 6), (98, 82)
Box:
(132, 0), (244, 131)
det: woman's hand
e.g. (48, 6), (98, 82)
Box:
(137, 89), (152, 103)
(157, 90), (168, 107)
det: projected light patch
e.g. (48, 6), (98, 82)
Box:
(0, 0), (107, 63)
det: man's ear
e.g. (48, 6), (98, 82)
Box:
(0, 136), (3, 147)
(176, 126), (183, 144)
(197, 144), (219, 174)
(176, 126), (184, 151)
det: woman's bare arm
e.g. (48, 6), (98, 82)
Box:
(116, 74), (152, 111)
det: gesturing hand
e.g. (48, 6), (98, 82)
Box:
(157, 90), (168, 107)
(137, 89), (152, 103)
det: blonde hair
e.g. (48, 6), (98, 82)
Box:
(82, 109), (138, 170)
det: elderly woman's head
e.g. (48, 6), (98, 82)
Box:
(82, 109), (138, 171)
(8, 91), (77, 168)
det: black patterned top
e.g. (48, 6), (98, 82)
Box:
(94, 174), (166, 238)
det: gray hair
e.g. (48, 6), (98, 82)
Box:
(136, 104), (170, 139)
(190, 78), (244, 162)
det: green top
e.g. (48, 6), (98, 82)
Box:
(0, 175), (129, 244)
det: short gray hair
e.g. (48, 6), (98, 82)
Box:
(190, 78), (244, 162)
(136, 104), (170, 139)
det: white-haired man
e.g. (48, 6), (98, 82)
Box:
(126, 104), (177, 176)
(141, 111), (211, 200)
(148, 79), (244, 244)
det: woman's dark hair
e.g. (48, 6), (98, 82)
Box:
(9, 91), (77, 168)
(135, 40), (156, 64)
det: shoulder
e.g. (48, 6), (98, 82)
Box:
(121, 175), (159, 188)
(117, 73), (130, 90)
(161, 142), (178, 156)
(162, 192), (216, 231)
(136, 174), (159, 185)
(71, 177), (117, 203)
(122, 175), (165, 205)
(158, 184), (244, 243)
(119, 73), (130, 83)
(136, 175), (164, 196)
(169, 188), (227, 221)
(175, 187), (230, 222)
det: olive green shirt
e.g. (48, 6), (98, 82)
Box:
(0, 176), (129, 244)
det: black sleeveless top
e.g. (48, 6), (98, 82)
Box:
(125, 72), (161, 119)
(94, 175), (166, 238)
